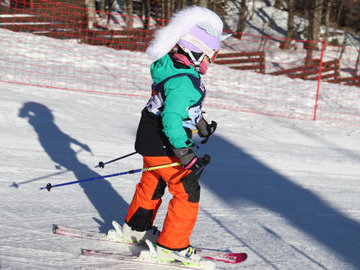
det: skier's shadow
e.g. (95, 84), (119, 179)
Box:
(202, 135), (360, 269)
(18, 101), (128, 232)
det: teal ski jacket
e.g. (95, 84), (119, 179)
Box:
(134, 53), (206, 156)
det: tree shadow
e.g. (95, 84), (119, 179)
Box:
(256, 8), (287, 37)
(201, 135), (360, 268)
(18, 101), (128, 232)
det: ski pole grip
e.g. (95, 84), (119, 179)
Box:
(98, 161), (105, 168)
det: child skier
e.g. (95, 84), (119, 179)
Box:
(122, 6), (224, 265)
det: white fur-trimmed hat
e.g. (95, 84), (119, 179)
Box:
(146, 6), (225, 61)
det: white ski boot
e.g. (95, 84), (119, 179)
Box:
(156, 244), (201, 263)
(142, 240), (216, 269)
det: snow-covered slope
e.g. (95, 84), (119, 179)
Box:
(1, 27), (360, 270)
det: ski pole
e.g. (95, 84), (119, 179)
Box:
(96, 151), (137, 168)
(96, 130), (198, 169)
(40, 162), (181, 192)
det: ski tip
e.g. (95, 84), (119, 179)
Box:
(233, 252), (247, 263)
(231, 252), (248, 263)
(238, 252), (248, 262)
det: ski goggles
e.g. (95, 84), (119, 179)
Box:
(180, 34), (220, 63)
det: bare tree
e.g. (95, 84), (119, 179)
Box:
(341, 0), (360, 30)
(323, 0), (332, 45)
(274, 0), (284, 9)
(177, 0), (187, 10)
(84, 0), (108, 29)
(281, 0), (295, 49)
(336, 0), (345, 26)
(124, 0), (133, 29)
(197, 0), (208, 8)
(142, 0), (151, 30)
(85, 0), (97, 29)
(166, 0), (173, 21)
(307, 0), (323, 49)
(249, 0), (256, 20)
(337, 1), (356, 59)
(160, 0), (170, 26)
(236, 0), (247, 39)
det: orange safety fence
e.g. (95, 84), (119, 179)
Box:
(1, 0), (360, 126)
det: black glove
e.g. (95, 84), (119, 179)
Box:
(196, 118), (217, 144)
(173, 147), (211, 173)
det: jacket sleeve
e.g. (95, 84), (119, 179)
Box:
(161, 76), (202, 149)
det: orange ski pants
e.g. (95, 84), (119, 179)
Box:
(125, 155), (200, 250)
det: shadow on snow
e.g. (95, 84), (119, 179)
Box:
(201, 135), (360, 269)
(18, 101), (128, 232)
(18, 101), (360, 268)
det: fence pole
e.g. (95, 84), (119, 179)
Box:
(313, 38), (326, 121)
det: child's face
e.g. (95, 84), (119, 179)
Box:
(204, 55), (211, 66)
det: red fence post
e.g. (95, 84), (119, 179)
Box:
(313, 38), (326, 121)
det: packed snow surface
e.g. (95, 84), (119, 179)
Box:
(1, 28), (360, 270)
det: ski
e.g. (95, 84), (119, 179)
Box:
(52, 223), (133, 245)
(53, 223), (247, 264)
(81, 248), (216, 270)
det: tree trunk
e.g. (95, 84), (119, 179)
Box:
(178, 0), (187, 10)
(99, 0), (106, 17)
(236, 0), (247, 39)
(161, 0), (166, 26)
(336, 0), (345, 25)
(307, 0), (323, 49)
(313, 0), (322, 44)
(143, 0), (151, 30)
(274, 0), (284, 9)
(339, 1), (351, 60)
(197, 0), (208, 8)
(281, 0), (295, 49)
(85, 0), (96, 29)
(250, 0), (255, 20)
(165, 0), (172, 21)
(303, 0), (312, 70)
(323, 0), (331, 45)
